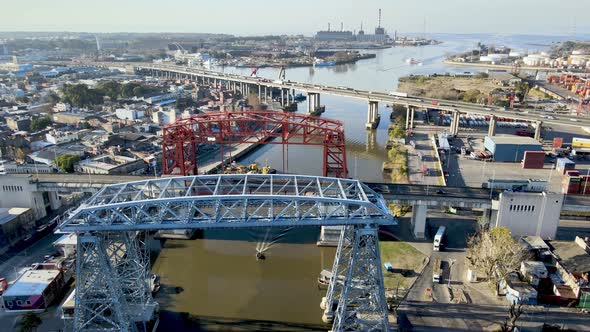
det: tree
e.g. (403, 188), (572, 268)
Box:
(97, 81), (121, 100)
(463, 89), (482, 103)
(29, 116), (52, 132)
(62, 83), (104, 107)
(389, 125), (406, 139)
(466, 227), (529, 294)
(515, 82), (530, 103)
(55, 154), (81, 173)
(499, 302), (524, 332)
(18, 312), (42, 332)
(475, 72), (489, 79)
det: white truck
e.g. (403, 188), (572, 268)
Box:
(432, 258), (443, 284)
(388, 91), (408, 98)
(433, 226), (446, 251)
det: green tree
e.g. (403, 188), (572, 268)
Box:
(121, 83), (141, 98)
(97, 81), (121, 100)
(62, 83), (104, 107)
(463, 89), (482, 103)
(30, 116), (52, 132)
(467, 227), (530, 294)
(55, 154), (81, 173)
(475, 72), (489, 79)
(389, 125), (406, 139)
(514, 82), (530, 103)
(18, 312), (42, 332)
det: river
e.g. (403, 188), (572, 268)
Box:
(152, 33), (574, 331)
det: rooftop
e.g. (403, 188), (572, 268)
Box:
(3, 269), (60, 297)
(521, 236), (550, 251)
(550, 240), (590, 273)
(0, 208), (30, 225)
(486, 135), (542, 145)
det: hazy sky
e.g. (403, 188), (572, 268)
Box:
(1, 0), (588, 36)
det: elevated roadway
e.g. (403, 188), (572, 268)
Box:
(131, 63), (590, 130)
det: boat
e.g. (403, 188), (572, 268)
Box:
(150, 274), (161, 295)
(405, 57), (423, 66)
(313, 58), (336, 67)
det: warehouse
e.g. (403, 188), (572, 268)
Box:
(484, 136), (543, 162)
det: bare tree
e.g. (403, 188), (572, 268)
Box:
(466, 227), (530, 294)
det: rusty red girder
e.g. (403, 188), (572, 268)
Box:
(162, 110), (348, 178)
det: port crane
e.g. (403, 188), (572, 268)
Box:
(250, 67), (259, 77)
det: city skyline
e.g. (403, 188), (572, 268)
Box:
(1, 0), (588, 36)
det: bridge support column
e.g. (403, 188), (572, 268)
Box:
(405, 105), (411, 129)
(331, 226), (389, 331)
(488, 115), (497, 137)
(365, 101), (379, 129)
(410, 107), (415, 128)
(451, 111), (460, 135)
(307, 92), (322, 115)
(411, 204), (427, 238)
(281, 88), (285, 106)
(258, 85), (261, 99)
(264, 86), (268, 102)
(534, 121), (543, 141)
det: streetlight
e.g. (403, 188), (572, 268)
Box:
(448, 259), (456, 288)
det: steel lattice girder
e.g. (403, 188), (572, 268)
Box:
(58, 174), (394, 232)
(332, 227), (389, 332)
(161, 111), (348, 177)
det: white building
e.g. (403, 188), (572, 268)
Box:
(0, 160), (54, 174)
(46, 130), (80, 145)
(491, 191), (563, 238)
(53, 103), (71, 113)
(152, 109), (177, 125)
(0, 175), (61, 220)
(115, 108), (145, 121)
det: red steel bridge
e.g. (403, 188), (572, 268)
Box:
(162, 110), (348, 178)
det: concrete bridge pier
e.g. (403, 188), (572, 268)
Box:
(534, 121), (543, 141)
(366, 101), (380, 129)
(405, 105), (411, 129)
(258, 85), (262, 99)
(281, 88), (285, 106)
(410, 107), (415, 128)
(488, 115), (497, 136)
(264, 86), (268, 102)
(411, 204), (427, 238)
(307, 92), (322, 115)
(451, 111), (460, 135)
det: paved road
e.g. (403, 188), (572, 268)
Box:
(407, 124), (441, 186)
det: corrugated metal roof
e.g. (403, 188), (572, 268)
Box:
(486, 135), (542, 145)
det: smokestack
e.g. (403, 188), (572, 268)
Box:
(341, 22), (343, 31)
(328, 23), (330, 31)
(378, 8), (382, 28)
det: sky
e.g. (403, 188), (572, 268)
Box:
(1, 0), (589, 36)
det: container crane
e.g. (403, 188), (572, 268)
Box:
(250, 67), (259, 77)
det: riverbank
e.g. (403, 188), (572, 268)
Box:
(443, 60), (559, 72)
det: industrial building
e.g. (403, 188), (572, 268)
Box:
(0, 175), (61, 220)
(484, 136), (543, 162)
(491, 191), (562, 238)
(2, 263), (66, 312)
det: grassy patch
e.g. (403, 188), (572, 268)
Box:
(380, 241), (426, 290)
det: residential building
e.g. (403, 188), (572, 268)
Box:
(6, 116), (31, 131)
(115, 108), (145, 121)
(74, 154), (147, 175)
(46, 130), (80, 145)
(0, 207), (36, 254)
(2, 263), (65, 312)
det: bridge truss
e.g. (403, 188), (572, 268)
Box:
(59, 175), (394, 332)
(162, 111), (348, 178)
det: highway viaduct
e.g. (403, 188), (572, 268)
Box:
(129, 63), (590, 139)
(8, 173), (590, 239)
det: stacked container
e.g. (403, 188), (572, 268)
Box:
(522, 151), (545, 169)
(563, 175), (581, 194)
(556, 158), (576, 175)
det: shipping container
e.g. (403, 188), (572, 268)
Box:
(572, 137), (590, 149)
(552, 137), (564, 148)
(522, 151), (545, 169)
(566, 170), (580, 177)
(556, 158), (575, 174)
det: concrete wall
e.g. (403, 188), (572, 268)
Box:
(493, 192), (563, 238)
(0, 175), (61, 220)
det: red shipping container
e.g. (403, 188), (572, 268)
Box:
(566, 170), (580, 177)
(522, 151), (545, 169)
(568, 182), (580, 194)
(553, 137), (564, 148)
(579, 184), (590, 195)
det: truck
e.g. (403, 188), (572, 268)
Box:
(433, 226), (446, 251)
(388, 91), (408, 98)
(432, 258), (443, 284)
